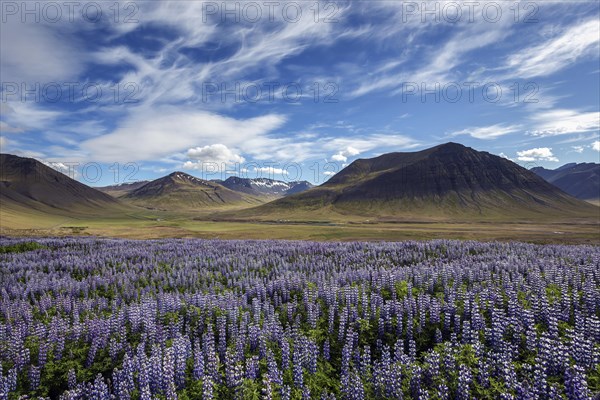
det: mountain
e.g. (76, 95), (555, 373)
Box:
(96, 181), (150, 197)
(531, 163), (599, 202)
(0, 154), (124, 216)
(218, 177), (314, 197)
(122, 172), (265, 210)
(223, 143), (598, 221)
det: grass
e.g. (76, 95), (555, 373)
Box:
(2, 195), (599, 244)
(0, 241), (46, 253)
(1, 206), (599, 244)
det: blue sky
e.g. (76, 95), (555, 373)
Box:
(0, 0), (599, 186)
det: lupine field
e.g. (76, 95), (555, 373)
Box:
(0, 238), (599, 399)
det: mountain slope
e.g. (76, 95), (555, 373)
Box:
(223, 143), (598, 221)
(123, 172), (265, 210)
(97, 181), (150, 197)
(218, 177), (313, 197)
(531, 163), (599, 201)
(0, 153), (124, 215)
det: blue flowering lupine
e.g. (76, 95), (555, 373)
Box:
(89, 374), (110, 400)
(0, 238), (598, 399)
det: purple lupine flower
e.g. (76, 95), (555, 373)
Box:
(203, 376), (214, 400)
(68, 368), (77, 391)
(245, 355), (259, 380)
(89, 374), (110, 400)
(29, 365), (40, 391)
(323, 339), (330, 362)
(225, 349), (243, 398)
(565, 364), (592, 400)
(456, 364), (471, 400)
(193, 340), (204, 380)
(262, 375), (273, 400)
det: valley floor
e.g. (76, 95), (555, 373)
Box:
(1, 207), (599, 244)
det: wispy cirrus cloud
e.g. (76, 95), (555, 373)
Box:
(448, 124), (522, 140)
(1, 1), (598, 181)
(528, 109), (600, 136)
(80, 106), (287, 162)
(501, 18), (600, 79)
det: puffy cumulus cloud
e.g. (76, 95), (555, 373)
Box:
(592, 141), (600, 152)
(516, 147), (559, 162)
(331, 146), (360, 162)
(499, 152), (513, 161)
(39, 160), (79, 179)
(185, 144), (245, 165)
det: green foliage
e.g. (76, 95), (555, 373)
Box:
(395, 280), (409, 298)
(546, 284), (562, 305)
(0, 242), (46, 254)
(588, 362), (600, 394)
(179, 379), (205, 400)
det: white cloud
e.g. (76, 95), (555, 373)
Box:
(331, 146), (360, 162)
(186, 144), (245, 165)
(0, 19), (85, 83)
(80, 107), (286, 162)
(352, 12), (511, 98)
(0, 102), (62, 133)
(0, 121), (24, 134)
(528, 109), (600, 136)
(255, 166), (286, 177)
(40, 160), (79, 179)
(323, 171), (336, 176)
(7, 1), (595, 174)
(499, 152), (513, 161)
(0, 136), (6, 151)
(592, 141), (600, 152)
(88, 2), (341, 111)
(449, 124), (521, 140)
(503, 19), (600, 79)
(183, 144), (246, 172)
(323, 134), (419, 154)
(571, 146), (584, 153)
(517, 147), (559, 162)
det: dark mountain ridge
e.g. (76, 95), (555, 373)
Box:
(0, 153), (122, 213)
(531, 163), (599, 201)
(96, 181), (150, 197)
(227, 143), (597, 220)
(123, 172), (263, 209)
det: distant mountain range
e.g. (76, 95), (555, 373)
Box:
(1, 144), (598, 225)
(217, 177), (313, 197)
(97, 181), (150, 197)
(118, 172), (264, 210)
(226, 143), (597, 221)
(531, 163), (599, 202)
(96, 174), (314, 210)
